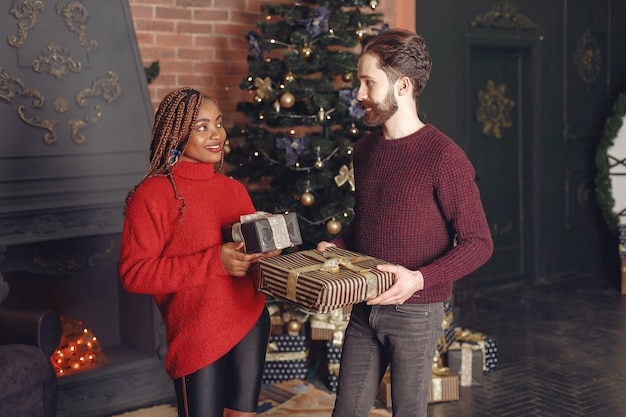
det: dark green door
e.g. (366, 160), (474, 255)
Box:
(465, 41), (539, 286)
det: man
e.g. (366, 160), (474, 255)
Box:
(318, 28), (493, 416)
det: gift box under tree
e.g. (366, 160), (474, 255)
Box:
(266, 301), (309, 336)
(324, 340), (342, 392)
(262, 332), (309, 384)
(377, 365), (459, 407)
(436, 300), (456, 356)
(258, 247), (395, 313)
(447, 341), (483, 387)
(454, 327), (498, 372)
(309, 306), (351, 341)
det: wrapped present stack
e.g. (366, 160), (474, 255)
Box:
(309, 306), (350, 392)
(266, 301), (310, 336)
(447, 341), (483, 387)
(377, 363), (460, 407)
(453, 327), (498, 373)
(262, 330), (309, 384)
(436, 300), (455, 357)
(325, 340), (342, 392)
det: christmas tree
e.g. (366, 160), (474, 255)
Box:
(225, 0), (388, 249)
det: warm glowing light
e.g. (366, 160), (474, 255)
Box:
(51, 317), (105, 376)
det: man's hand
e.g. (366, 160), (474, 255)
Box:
(366, 264), (424, 305)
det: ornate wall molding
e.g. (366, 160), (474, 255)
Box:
(0, 206), (124, 246)
(7, 0), (44, 48)
(470, 1), (537, 31)
(475, 80), (515, 139)
(573, 28), (602, 91)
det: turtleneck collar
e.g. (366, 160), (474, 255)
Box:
(170, 161), (217, 180)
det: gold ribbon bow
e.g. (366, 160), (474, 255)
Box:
(334, 164), (355, 191)
(286, 250), (378, 302)
(254, 76), (273, 99)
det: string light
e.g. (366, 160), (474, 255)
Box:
(51, 317), (104, 375)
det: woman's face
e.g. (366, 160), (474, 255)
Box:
(180, 98), (226, 164)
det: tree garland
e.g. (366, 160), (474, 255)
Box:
(595, 91), (626, 234)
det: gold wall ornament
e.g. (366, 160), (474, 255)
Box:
(475, 80), (515, 139)
(75, 71), (121, 107)
(87, 239), (115, 267)
(470, 1), (537, 31)
(33, 41), (82, 79)
(53, 96), (70, 113)
(68, 104), (102, 144)
(17, 104), (58, 144)
(0, 66), (44, 108)
(56, 1), (99, 52)
(573, 28), (602, 91)
(7, 0), (44, 48)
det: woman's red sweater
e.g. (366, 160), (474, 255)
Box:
(119, 161), (265, 379)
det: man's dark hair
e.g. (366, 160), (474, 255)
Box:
(361, 28), (432, 100)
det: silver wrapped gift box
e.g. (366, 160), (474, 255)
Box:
(222, 211), (302, 253)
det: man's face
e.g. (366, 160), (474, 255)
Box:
(357, 53), (398, 126)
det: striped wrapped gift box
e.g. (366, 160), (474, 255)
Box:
(258, 247), (395, 313)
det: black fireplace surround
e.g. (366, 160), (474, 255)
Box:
(0, 1), (174, 415)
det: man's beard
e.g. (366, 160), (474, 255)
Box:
(361, 87), (398, 127)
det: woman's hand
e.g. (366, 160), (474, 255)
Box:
(316, 241), (336, 252)
(257, 248), (283, 259)
(220, 242), (262, 276)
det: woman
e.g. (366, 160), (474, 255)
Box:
(119, 87), (279, 417)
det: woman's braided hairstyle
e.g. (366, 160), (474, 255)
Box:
(125, 87), (209, 219)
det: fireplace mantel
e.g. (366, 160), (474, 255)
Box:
(0, 1), (174, 415)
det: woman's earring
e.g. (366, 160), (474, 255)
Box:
(168, 148), (181, 166)
(216, 150), (224, 172)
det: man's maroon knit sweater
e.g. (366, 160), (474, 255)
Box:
(332, 124), (493, 303)
(119, 162), (266, 379)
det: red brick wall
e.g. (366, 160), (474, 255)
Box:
(128, 0), (411, 124)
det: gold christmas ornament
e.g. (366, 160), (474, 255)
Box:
(285, 71), (295, 83)
(342, 72), (353, 82)
(370, 0), (378, 9)
(355, 28), (367, 41)
(349, 123), (360, 137)
(317, 107), (326, 122)
(287, 319), (302, 334)
(314, 159), (325, 170)
(300, 45), (313, 58)
(326, 219), (342, 235)
(280, 92), (296, 108)
(300, 191), (315, 206)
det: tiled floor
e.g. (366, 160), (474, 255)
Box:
(303, 273), (626, 416)
(424, 273), (626, 417)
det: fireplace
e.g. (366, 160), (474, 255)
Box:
(0, 1), (174, 414)
(0, 236), (175, 417)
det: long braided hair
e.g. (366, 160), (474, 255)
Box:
(125, 87), (206, 218)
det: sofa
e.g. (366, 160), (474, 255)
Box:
(0, 309), (62, 417)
